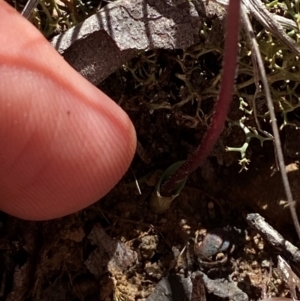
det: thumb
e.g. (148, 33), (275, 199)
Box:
(0, 1), (136, 220)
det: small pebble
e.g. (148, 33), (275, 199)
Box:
(195, 228), (230, 258)
(261, 259), (270, 268)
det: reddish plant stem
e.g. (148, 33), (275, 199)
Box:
(160, 0), (241, 197)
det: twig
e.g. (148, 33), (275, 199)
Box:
(241, 7), (300, 240)
(21, 0), (39, 19)
(242, 0), (300, 56)
(246, 213), (300, 264)
(215, 0), (300, 56)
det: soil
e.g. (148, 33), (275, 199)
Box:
(2, 2), (300, 301)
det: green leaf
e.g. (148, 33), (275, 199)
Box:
(150, 161), (187, 214)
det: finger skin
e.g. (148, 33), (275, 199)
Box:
(0, 1), (136, 220)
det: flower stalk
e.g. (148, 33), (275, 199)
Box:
(159, 0), (241, 197)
